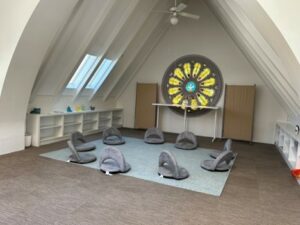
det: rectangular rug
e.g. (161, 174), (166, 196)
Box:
(40, 137), (235, 196)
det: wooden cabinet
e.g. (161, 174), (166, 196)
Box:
(222, 85), (256, 141)
(135, 83), (158, 129)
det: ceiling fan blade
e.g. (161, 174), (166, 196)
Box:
(153, 10), (171, 14)
(176, 3), (187, 12)
(179, 12), (200, 20)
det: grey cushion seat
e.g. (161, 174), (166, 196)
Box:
(175, 131), (197, 150)
(103, 127), (125, 145)
(71, 131), (96, 152)
(144, 128), (164, 144)
(67, 141), (97, 164)
(210, 139), (233, 159)
(201, 151), (234, 171)
(158, 150), (189, 180)
(99, 147), (131, 173)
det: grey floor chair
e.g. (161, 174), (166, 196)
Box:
(144, 128), (164, 144)
(201, 151), (234, 171)
(67, 141), (97, 164)
(71, 131), (96, 152)
(158, 150), (189, 180)
(210, 139), (233, 159)
(175, 131), (197, 150)
(99, 147), (131, 173)
(103, 127), (125, 145)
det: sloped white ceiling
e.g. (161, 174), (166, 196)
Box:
(257, 0), (300, 63)
(205, 0), (300, 117)
(2, 0), (299, 152)
(29, 0), (300, 119)
(30, 0), (171, 107)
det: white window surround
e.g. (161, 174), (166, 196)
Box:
(64, 54), (116, 99)
(66, 54), (99, 89)
(85, 58), (115, 90)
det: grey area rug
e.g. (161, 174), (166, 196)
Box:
(40, 137), (235, 196)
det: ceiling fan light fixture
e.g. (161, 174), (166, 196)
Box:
(170, 15), (179, 25)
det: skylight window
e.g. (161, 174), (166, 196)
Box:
(85, 58), (115, 90)
(66, 54), (99, 89)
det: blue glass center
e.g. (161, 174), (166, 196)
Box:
(185, 81), (197, 93)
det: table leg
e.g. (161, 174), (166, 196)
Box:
(212, 109), (218, 142)
(156, 106), (160, 128)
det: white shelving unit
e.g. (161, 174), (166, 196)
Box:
(99, 111), (112, 131)
(275, 122), (300, 184)
(112, 109), (123, 128)
(83, 111), (99, 135)
(27, 108), (123, 147)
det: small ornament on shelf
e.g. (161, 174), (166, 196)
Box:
(74, 105), (81, 112)
(30, 107), (41, 114)
(67, 106), (72, 112)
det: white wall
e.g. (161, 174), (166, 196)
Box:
(0, 0), (78, 154)
(118, 0), (287, 144)
(29, 95), (117, 114)
(0, 0), (39, 95)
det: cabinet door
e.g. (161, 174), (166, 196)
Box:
(222, 85), (256, 141)
(135, 83), (158, 129)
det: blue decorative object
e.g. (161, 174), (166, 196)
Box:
(185, 81), (197, 93)
(67, 106), (72, 112)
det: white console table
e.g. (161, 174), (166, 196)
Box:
(152, 103), (220, 142)
(275, 122), (300, 184)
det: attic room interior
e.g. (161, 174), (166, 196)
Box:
(1, 0), (300, 224)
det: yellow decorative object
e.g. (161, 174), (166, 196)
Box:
(197, 93), (208, 106)
(174, 68), (186, 81)
(74, 105), (82, 112)
(168, 87), (181, 95)
(183, 63), (191, 78)
(202, 88), (215, 97)
(197, 68), (211, 81)
(190, 98), (198, 110)
(181, 99), (189, 110)
(192, 63), (201, 78)
(169, 77), (182, 86)
(200, 78), (215, 87)
(172, 93), (183, 104)
(162, 55), (223, 115)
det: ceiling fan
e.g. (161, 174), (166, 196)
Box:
(158, 0), (200, 25)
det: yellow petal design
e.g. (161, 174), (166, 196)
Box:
(181, 99), (188, 110)
(200, 78), (215, 87)
(174, 68), (186, 81)
(168, 87), (181, 95)
(197, 68), (211, 81)
(197, 93), (208, 106)
(202, 88), (215, 97)
(172, 94), (183, 104)
(184, 63), (191, 78)
(169, 77), (182, 86)
(191, 99), (198, 110)
(192, 63), (201, 78)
